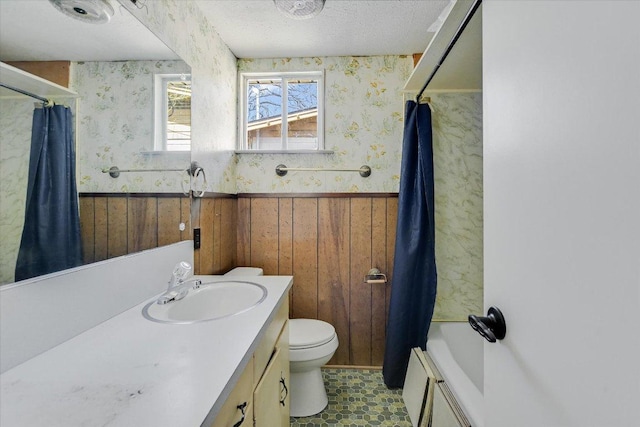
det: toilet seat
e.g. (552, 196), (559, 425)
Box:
(290, 319), (336, 349)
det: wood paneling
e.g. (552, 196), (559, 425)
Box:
(79, 197), (95, 264)
(237, 194), (398, 367)
(237, 198), (251, 267)
(157, 198), (182, 246)
(94, 197), (108, 262)
(107, 198), (128, 258)
(371, 199), (388, 365)
(291, 198), (318, 320)
(193, 196), (237, 275)
(317, 198), (350, 364)
(79, 194), (190, 266)
(350, 198), (372, 365)
(199, 198), (216, 274)
(7, 61), (70, 88)
(250, 198), (279, 275)
(278, 198), (293, 276)
(128, 198), (158, 252)
(219, 199), (236, 273)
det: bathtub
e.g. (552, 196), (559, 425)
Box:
(427, 321), (484, 427)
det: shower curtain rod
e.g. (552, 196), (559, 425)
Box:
(0, 83), (50, 104)
(415, 0), (482, 102)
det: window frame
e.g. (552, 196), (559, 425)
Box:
(238, 71), (325, 153)
(153, 73), (192, 152)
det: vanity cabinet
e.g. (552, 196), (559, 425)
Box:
(210, 358), (254, 427)
(254, 320), (289, 427)
(210, 297), (290, 427)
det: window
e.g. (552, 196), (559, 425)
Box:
(154, 73), (191, 152)
(240, 71), (324, 152)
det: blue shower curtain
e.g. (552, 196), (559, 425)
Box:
(15, 105), (82, 281)
(383, 100), (437, 388)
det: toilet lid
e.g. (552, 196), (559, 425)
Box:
(289, 319), (336, 349)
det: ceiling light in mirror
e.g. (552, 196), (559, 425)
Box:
(49, 0), (114, 24)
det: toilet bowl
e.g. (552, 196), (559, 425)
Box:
(289, 318), (339, 417)
(225, 267), (338, 417)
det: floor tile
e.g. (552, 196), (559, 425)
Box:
(290, 368), (412, 427)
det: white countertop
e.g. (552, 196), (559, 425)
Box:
(0, 275), (292, 427)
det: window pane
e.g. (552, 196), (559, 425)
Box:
(166, 80), (191, 151)
(247, 79), (282, 150)
(287, 80), (318, 150)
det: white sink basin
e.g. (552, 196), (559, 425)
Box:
(142, 280), (267, 324)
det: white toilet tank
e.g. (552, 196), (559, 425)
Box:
(224, 267), (264, 276)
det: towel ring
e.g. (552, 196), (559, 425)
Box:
(181, 162), (207, 197)
(191, 167), (207, 198)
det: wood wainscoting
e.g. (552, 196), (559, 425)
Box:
(79, 193), (191, 265)
(79, 192), (398, 367)
(191, 195), (237, 275)
(237, 194), (398, 366)
(79, 193), (238, 276)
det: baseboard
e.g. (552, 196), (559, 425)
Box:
(324, 365), (382, 370)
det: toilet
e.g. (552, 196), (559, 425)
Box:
(224, 267), (265, 277)
(288, 318), (339, 417)
(225, 267), (339, 417)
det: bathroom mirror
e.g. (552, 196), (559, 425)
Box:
(0, 0), (192, 285)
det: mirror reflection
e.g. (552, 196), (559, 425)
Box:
(0, 0), (192, 285)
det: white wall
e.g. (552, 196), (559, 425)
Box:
(483, 1), (640, 426)
(0, 241), (193, 373)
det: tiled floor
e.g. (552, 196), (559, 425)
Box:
(290, 368), (412, 427)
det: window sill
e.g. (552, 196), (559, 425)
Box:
(235, 150), (334, 155)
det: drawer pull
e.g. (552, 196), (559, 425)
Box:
(233, 402), (247, 427)
(279, 374), (288, 407)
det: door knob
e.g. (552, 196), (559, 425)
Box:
(468, 306), (506, 342)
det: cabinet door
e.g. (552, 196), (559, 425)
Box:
(276, 321), (290, 425)
(210, 358), (254, 427)
(254, 347), (288, 427)
(253, 299), (289, 384)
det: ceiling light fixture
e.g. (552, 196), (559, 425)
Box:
(274, 0), (325, 20)
(48, 0), (114, 24)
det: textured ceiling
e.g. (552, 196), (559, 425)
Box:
(194, 0), (452, 58)
(0, 0), (481, 91)
(0, 0), (452, 61)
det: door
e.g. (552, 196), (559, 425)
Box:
(254, 346), (288, 427)
(483, 2), (640, 426)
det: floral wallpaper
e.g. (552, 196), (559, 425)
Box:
(430, 92), (483, 321)
(118, 0), (238, 194)
(109, 2), (483, 319)
(0, 98), (36, 284)
(73, 60), (191, 192)
(236, 56), (414, 193)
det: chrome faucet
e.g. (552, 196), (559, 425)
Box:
(157, 261), (193, 305)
